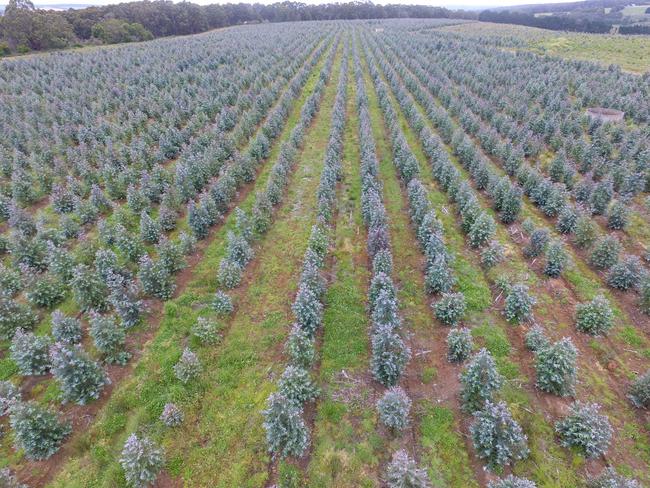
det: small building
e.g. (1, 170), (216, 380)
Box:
(586, 107), (625, 123)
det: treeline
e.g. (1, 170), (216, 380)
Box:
(0, 0), (458, 54)
(619, 24), (650, 34)
(479, 9), (614, 33)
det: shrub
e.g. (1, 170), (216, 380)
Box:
(521, 218), (535, 235)
(489, 476), (537, 488)
(218, 259), (243, 289)
(434, 292), (466, 326)
(0, 381), (20, 416)
(590, 179), (613, 215)
(481, 241), (505, 269)
(138, 255), (175, 300)
(470, 400), (529, 470)
(285, 324), (315, 369)
(188, 201), (210, 239)
(278, 365), (319, 405)
(160, 403), (183, 427)
(555, 402), (611, 458)
(70, 264), (108, 311)
(10, 401), (71, 460)
(368, 225), (390, 258)
(263, 392), (309, 458)
(89, 313), (130, 365)
(120, 434), (164, 488)
(628, 369), (650, 409)
(225, 231), (253, 268)
(447, 327), (473, 363)
(369, 272), (397, 309)
(377, 387), (411, 432)
(385, 449), (431, 488)
(371, 324), (410, 388)
(212, 291), (234, 316)
(587, 468), (641, 488)
(641, 275), (650, 315)
(373, 249), (393, 276)
(535, 337), (577, 396)
(607, 201), (629, 230)
(607, 255), (644, 291)
(574, 214), (598, 249)
(544, 239), (569, 278)
(114, 225), (145, 263)
(173, 347), (202, 383)
(590, 235), (621, 270)
(0, 265), (22, 296)
(524, 325), (549, 352)
(556, 206), (577, 234)
(51, 310), (82, 344)
(523, 228), (549, 259)
(94, 248), (121, 281)
(25, 273), (65, 308)
(107, 275), (145, 328)
(156, 238), (185, 274)
(49, 342), (108, 405)
(10, 329), (50, 376)
(292, 283), (323, 337)
(308, 224), (329, 266)
(0, 468), (27, 488)
(0, 296), (37, 340)
(140, 211), (161, 244)
(468, 211), (496, 248)
(372, 289), (400, 330)
(191, 317), (221, 345)
(157, 205), (177, 232)
(179, 232), (197, 255)
(504, 284), (536, 324)
(425, 256), (456, 294)
(575, 295), (613, 336)
(299, 259), (326, 298)
(460, 349), (503, 412)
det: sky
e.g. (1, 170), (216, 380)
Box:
(0, 0), (584, 8)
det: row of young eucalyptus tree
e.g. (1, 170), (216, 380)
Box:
(0, 25), (338, 480)
(263, 41), (348, 460)
(352, 37), (431, 487)
(362, 25), (646, 486)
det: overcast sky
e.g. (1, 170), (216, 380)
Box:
(0, 0), (583, 8)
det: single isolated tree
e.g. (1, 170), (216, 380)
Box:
(385, 449), (431, 488)
(555, 401), (611, 458)
(120, 433), (164, 488)
(470, 400), (529, 470)
(9, 400), (71, 460)
(460, 348), (504, 413)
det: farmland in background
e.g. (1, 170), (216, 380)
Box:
(436, 21), (650, 73)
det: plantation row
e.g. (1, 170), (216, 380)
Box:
(0, 20), (649, 488)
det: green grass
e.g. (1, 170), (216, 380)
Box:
(436, 21), (650, 74)
(308, 49), (380, 488)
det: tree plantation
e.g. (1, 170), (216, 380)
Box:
(0, 18), (649, 488)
